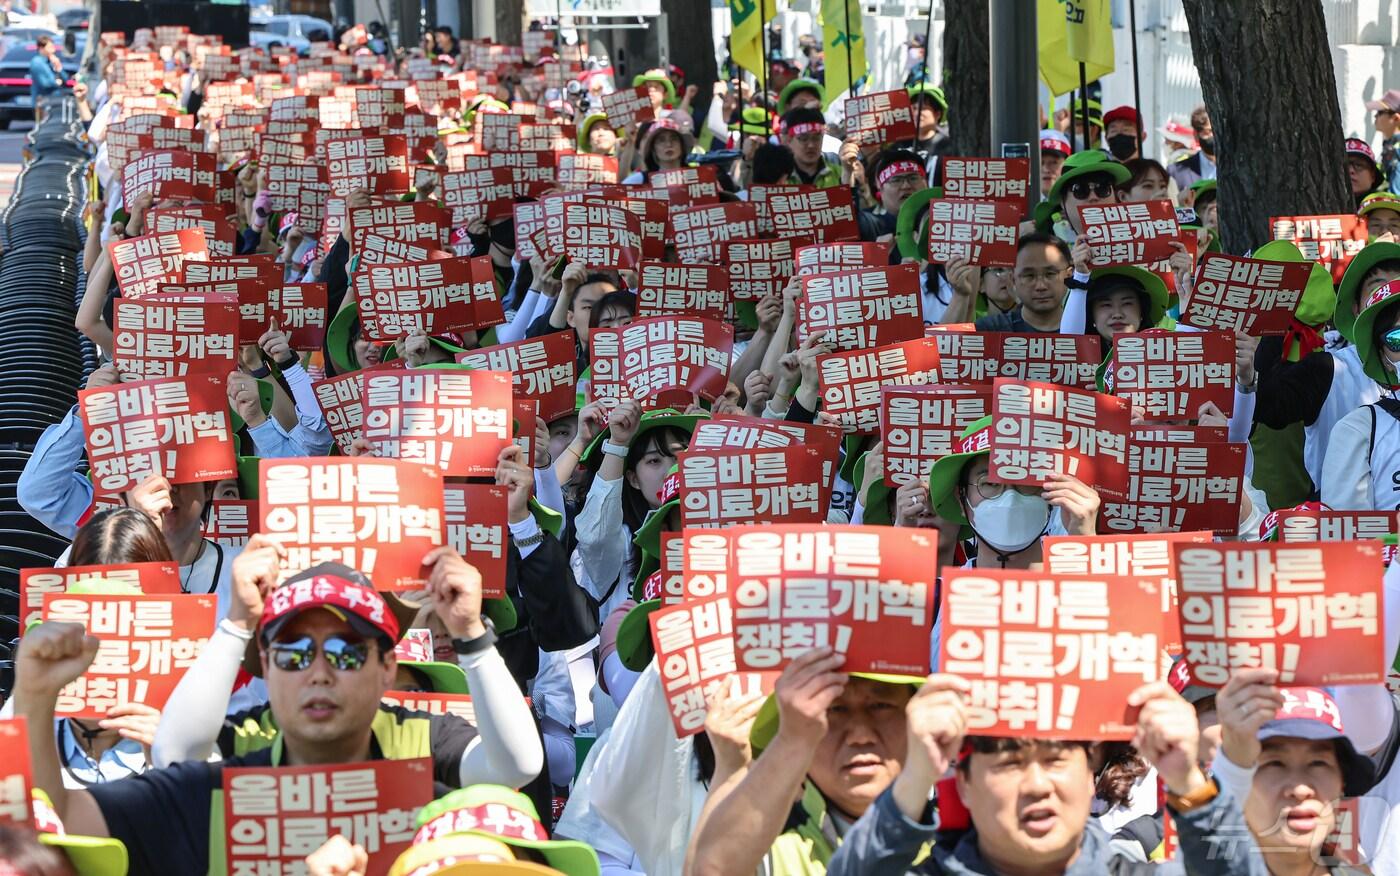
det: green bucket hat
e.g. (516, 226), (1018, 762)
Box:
(578, 408), (703, 468)
(236, 455), (261, 499)
(1032, 198), (1059, 233)
(777, 77), (825, 114)
(927, 415), (992, 527)
(1251, 240), (1337, 353)
(411, 785), (601, 876)
(32, 789), (129, 876)
(1047, 150), (1131, 205)
(894, 185), (945, 261)
(631, 71), (676, 105)
(851, 449), (894, 526)
(906, 82), (947, 113)
(1188, 178), (1217, 204)
(730, 105), (775, 137)
(1351, 277), (1400, 385)
(615, 597), (663, 671)
(1087, 265), (1170, 329)
(750, 671), (926, 752)
(576, 112), (616, 151)
(326, 304), (362, 375)
(1336, 241), (1400, 343)
(400, 659), (469, 695)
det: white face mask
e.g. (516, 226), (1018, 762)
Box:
(970, 489), (1051, 554)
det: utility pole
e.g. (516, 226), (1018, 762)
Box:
(988, 0), (1040, 200)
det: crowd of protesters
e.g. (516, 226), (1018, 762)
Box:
(3, 13), (1400, 876)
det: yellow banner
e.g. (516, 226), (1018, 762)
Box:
(1039, 0), (1114, 97)
(730, 0), (775, 78)
(821, 0), (867, 108)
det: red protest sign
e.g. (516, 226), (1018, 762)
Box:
(562, 202), (642, 269)
(1133, 425), (1230, 444)
(1081, 201), (1180, 268)
(442, 167), (515, 225)
(1183, 252), (1314, 334)
(673, 202), (760, 263)
(122, 149), (219, 203)
(729, 525), (936, 675)
(356, 258), (480, 342)
(1043, 531), (1215, 655)
(112, 297), (239, 380)
(361, 369), (512, 477)
(880, 385), (991, 487)
(43, 593), (215, 719)
(689, 412), (843, 459)
(271, 283), (329, 350)
(1269, 214), (1368, 284)
(650, 597), (776, 738)
(224, 759), (432, 876)
(358, 233), (453, 266)
(312, 371), (364, 454)
(636, 262), (729, 319)
(147, 205), (237, 258)
(601, 84), (655, 129)
(590, 316), (733, 409)
(1106, 331), (1235, 419)
(0, 718), (30, 827)
(1174, 541), (1385, 687)
(769, 187), (860, 243)
(490, 150), (558, 198)
(1273, 510), (1400, 544)
(794, 241), (891, 276)
(652, 165), (721, 207)
(818, 337), (944, 433)
(989, 379), (1131, 494)
(799, 264), (923, 351)
(78, 375), (236, 493)
(932, 332), (1102, 389)
(607, 197), (668, 260)
(349, 202), (450, 251)
(20, 561), (181, 631)
(844, 90), (915, 146)
(941, 158), (1032, 208)
(725, 238), (800, 301)
(648, 531), (688, 605)
(679, 446), (830, 528)
(456, 331), (577, 421)
(108, 228), (211, 299)
(926, 199), (1021, 267)
(1102, 441), (1246, 534)
(444, 484), (508, 599)
(325, 134), (410, 196)
(204, 499), (255, 549)
(940, 569), (1164, 739)
(556, 153), (619, 189)
(259, 458), (446, 589)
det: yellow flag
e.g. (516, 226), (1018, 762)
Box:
(1038, 0), (1114, 97)
(821, 0), (866, 108)
(730, 0), (776, 79)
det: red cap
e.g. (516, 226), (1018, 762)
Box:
(1347, 137), (1377, 163)
(1103, 105), (1142, 132)
(258, 565), (400, 643)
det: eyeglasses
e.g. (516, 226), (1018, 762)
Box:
(1015, 268), (1065, 284)
(1384, 328), (1400, 354)
(1068, 180), (1115, 199)
(268, 634), (371, 672)
(885, 173), (923, 189)
(970, 478), (1043, 501)
(985, 268), (1009, 278)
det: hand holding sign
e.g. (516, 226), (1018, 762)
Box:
(1127, 682), (1209, 796)
(704, 678), (767, 774)
(773, 647), (848, 749)
(423, 546), (485, 640)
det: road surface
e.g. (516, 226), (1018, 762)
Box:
(0, 119), (35, 205)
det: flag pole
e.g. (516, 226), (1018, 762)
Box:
(1078, 62), (1089, 151)
(1128, 0), (1142, 146)
(843, 0), (858, 97)
(757, 0), (769, 108)
(730, 13), (744, 151)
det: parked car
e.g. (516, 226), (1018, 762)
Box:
(0, 40), (77, 128)
(249, 15), (333, 54)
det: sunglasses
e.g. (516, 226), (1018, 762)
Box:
(1069, 180), (1115, 200)
(1384, 328), (1400, 354)
(268, 634), (371, 672)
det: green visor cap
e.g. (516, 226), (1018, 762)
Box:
(1351, 278), (1400, 385)
(927, 415), (993, 527)
(412, 785), (601, 876)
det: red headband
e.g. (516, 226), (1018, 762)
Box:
(784, 121), (824, 138)
(877, 160), (924, 188)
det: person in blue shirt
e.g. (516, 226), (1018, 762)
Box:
(27, 35), (63, 122)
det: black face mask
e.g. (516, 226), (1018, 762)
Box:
(1198, 135), (1215, 155)
(1107, 134), (1137, 160)
(488, 220), (516, 250)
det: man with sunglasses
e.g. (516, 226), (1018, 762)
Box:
(1046, 151), (1131, 244)
(13, 539), (544, 875)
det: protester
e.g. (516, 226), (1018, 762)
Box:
(1103, 105), (1144, 161)
(1040, 130), (1073, 198)
(1347, 137), (1386, 209)
(966, 232), (1072, 332)
(1370, 89), (1400, 196)
(1118, 158), (1171, 203)
(780, 106), (842, 188)
(1167, 105), (1216, 191)
(28, 35), (63, 123)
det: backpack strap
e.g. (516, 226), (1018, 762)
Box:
(1377, 397), (1400, 422)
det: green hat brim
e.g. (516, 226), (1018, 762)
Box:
(1359, 195), (1400, 217)
(750, 671), (925, 752)
(39, 834), (129, 876)
(1337, 242), (1400, 342)
(894, 186), (943, 261)
(837, 434), (869, 485)
(926, 415), (993, 529)
(1048, 156), (1131, 204)
(906, 84), (947, 112)
(415, 786), (600, 876)
(777, 78), (825, 114)
(484, 596), (518, 634)
(633, 497), (679, 561)
(579, 410), (702, 468)
(1089, 265), (1170, 327)
(530, 497), (563, 538)
(616, 598), (661, 671)
(237, 455), (261, 499)
(851, 449), (893, 525)
(1032, 199), (1059, 233)
(403, 660), (470, 694)
(576, 113), (615, 151)
(384, 337), (470, 364)
(326, 305), (361, 375)
(1354, 289), (1400, 384)
(631, 72), (676, 105)
(1295, 263), (1338, 328)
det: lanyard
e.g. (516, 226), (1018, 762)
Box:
(179, 540), (224, 595)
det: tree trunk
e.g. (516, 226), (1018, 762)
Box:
(661, 0), (718, 123)
(943, 0), (991, 157)
(494, 0), (521, 47)
(1180, 0), (1351, 253)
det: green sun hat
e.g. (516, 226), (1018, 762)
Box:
(730, 105), (775, 137)
(1087, 265), (1170, 328)
(927, 415), (992, 527)
(411, 785), (601, 876)
(1047, 150), (1130, 205)
(32, 789), (129, 876)
(230, 379), (276, 433)
(906, 82), (947, 113)
(632, 71), (676, 105)
(1032, 198), (1059, 233)
(236, 455), (261, 499)
(578, 408), (703, 468)
(1252, 240), (1338, 357)
(750, 671), (926, 753)
(837, 434), (872, 487)
(615, 598), (663, 671)
(1359, 192), (1400, 219)
(401, 659), (470, 695)
(1351, 278), (1400, 385)
(894, 185), (944, 261)
(326, 305), (362, 375)
(851, 449), (894, 526)
(576, 112), (617, 151)
(1189, 177), (1217, 199)
(777, 77), (825, 114)
(1336, 241), (1400, 343)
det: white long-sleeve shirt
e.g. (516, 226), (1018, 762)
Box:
(572, 475), (634, 622)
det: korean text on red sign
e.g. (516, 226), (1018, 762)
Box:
(926, 199), (1021, 267)
(881, 385), (991, 487)
(940, 158), (1031, 206)
(1102, 441), (1246, 534)
(601, 84), (654, 128)
(728, 525), (936, 675)
(1274, 510), (1400, 545)
(1173, 541), (1384, 687)
(259, 458), (446, 590)
(678, 445), (830, 527)
(562, 201), (641, 269)
(725, 238), (799, 301)
(223, 758), (432, 876)
(768, 187), (859, 243)
(673, 202), (760, 263)
(589, 316), (733, 409)
(356, 257), (490, 341)
(1107, 331), (1235, 419)
(818, 337), (944, 433)
(205, 500), (256, 549)
(20, 561), (180, 639)
(933, 331), (1101, 389)
(42, 593), (215, 719)
(78, 374), (236, 493)
(0, 718), (30, 827)
(795, 242), (891, 277)
(361, 369), (511, 477)
(455, 331), (577, 421)
(844, 90), (916, 145)
(637, 262), (729, 320)
(443, 484), (508, 599)
(800, 264), (923, 352)
(651, 596), (775, 738)
(112, 297), (239, 380)
(1183, 252), (1314, 334)
(108, 228), (210, 300)
(1269, 214), (1368, 283)
(313, 370), (365, 455)
(1081, 201), (1180, 268)
(940, 570), (1164, 739)
(989, 379), (1131, 494)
